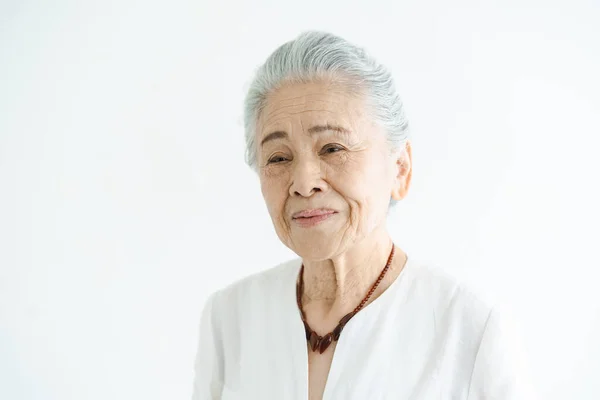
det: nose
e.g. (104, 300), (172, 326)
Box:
(289, 157), (327, 198)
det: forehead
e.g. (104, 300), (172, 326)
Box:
(258, 81), (369, 132)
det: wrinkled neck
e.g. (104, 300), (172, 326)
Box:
(300, 229), (397, 312)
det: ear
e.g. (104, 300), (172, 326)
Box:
(390, 140), (412, 201)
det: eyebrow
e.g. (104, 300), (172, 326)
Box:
(260, 124), (351, 146)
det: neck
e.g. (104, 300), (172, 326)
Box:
(300, 228), (404, 314)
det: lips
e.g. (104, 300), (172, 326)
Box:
(292, 209), (337, 219)
(291, 209), (337, 228)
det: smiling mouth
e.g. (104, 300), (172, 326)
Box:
(292, 210), (337, 227)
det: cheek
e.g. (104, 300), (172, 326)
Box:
(330, 153), (389, 217)
(260, 172), (289, 215)
(328, 153), (370, 198)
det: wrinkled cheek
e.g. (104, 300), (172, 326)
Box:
(349, 197), (375, 237)
(260, 175), (278, 203)
(267, 213), (291, 248)
(344, 201), (360, 237)
(277, 219), (292, 244)
(265, 196), (283, 227)
(260, 182), (290, 238)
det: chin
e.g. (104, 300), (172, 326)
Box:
(286, 235), (342, 261)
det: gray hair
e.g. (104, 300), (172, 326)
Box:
(243, 30), (411, 208)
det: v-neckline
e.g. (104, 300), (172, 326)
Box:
(286, 255), (414, 400)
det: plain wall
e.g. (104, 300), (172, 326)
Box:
(1, 0), (599, 398)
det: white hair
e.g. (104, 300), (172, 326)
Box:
(243, 30), (411, 208)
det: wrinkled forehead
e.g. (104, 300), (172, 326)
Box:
(257, 81), (371, 135)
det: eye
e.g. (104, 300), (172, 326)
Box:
(321, 144), (345, 154)
(267, 155), (289, 164)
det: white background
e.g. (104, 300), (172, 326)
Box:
(1, 0), (599, 399)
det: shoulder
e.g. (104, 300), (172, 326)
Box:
(406, 258), (501, 335)
(206, 257), (301, 312)
(405, 259), (536, 397)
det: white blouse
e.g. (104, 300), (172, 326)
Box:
(192, 256), (536, 399)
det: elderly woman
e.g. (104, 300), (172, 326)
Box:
(193, 31), (535, 399)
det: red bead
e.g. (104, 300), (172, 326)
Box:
(319, 333), (333, 353)
(340, 312), (354, 327)
(333, 324), (343, 341)
(309, 331), (320, 352)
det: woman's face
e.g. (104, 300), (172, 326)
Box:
(256, 80), (411, 260)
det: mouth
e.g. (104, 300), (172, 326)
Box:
(291, 209), (337, 228)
